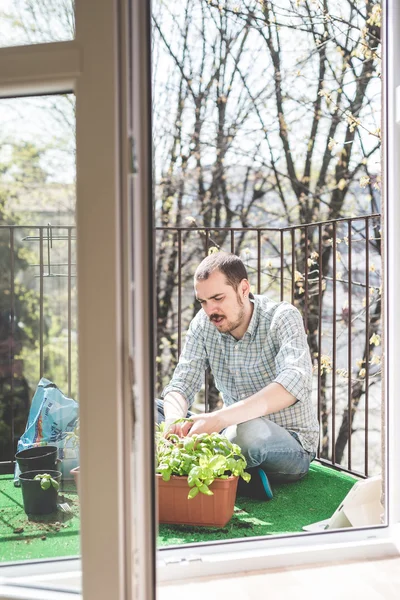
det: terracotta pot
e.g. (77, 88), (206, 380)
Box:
(157, 474), (238, 527)
(70, 466), (80, 496)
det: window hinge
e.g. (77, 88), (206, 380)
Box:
(129, 136), (138, 174)
(129, 355), (137, 428)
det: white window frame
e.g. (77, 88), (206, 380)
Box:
(155, 0), (400, 583)
(0, 1), (143, 599)
(0, 1), (398, 599)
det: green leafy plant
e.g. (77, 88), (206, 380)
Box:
(33, 473), (59, 491)
(156, 420), (251, 499)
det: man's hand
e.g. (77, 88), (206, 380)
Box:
(163, 418), (188, 438)
(184, 411), (226, 437)
(163, 408), (227, 438)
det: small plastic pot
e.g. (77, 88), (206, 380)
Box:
(19, 470), (62, 515)
(15, 445), (58, 474)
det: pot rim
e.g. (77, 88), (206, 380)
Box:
(19, 469), (62, 482)
(15, 445), (58, 460)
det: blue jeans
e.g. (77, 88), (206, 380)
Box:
(155, 400), (315, 483)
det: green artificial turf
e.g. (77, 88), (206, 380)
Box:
(0, 474), (80, 562)
(0, 462), (357, 561)
(157, 462), (357, 546)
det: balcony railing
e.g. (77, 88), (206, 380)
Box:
(155, 214), (382, 479)
(0, 225), (77, 472)
(0, 216), (382, 480)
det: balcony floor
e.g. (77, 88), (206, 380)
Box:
(0, 475), (80, 562)
(158, 462), (357, 546)
(0, 463), (356, 561)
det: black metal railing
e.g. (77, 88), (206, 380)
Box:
(0, 217), (382, 479)
(0, 225), (77, 472)
(155, 214), (382, 478)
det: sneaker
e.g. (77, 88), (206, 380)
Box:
(237, 467), (273, 500)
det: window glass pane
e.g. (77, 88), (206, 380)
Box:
(0, 94), (79, 562)
(154, 0), (383, 547)
(0, 0), (74, 48)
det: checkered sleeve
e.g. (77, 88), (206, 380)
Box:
(272, 304), (312, 403)
(161, 316), (209, 408)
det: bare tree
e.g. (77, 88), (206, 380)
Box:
(153, 0), (382, 472)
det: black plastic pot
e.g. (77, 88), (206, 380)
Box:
(15, 445), (58, 474)
(19, 470), (62, 515)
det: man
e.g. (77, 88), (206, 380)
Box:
(157, 252), (319, 500)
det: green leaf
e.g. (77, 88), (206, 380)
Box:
(199, 484), (213, 496)
(209, 455), (226, 470)
(161, 469), (172, 481)
(34, 473), (58, 491)
(183, 438), (194, 452)
(201, 467), (213, 480)
(188, 486), (199, 499)
(199, 455), (209, 468)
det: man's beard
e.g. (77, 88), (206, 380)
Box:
(210, 294), (245, 334)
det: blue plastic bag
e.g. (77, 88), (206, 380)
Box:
(14, 378), (79, 485)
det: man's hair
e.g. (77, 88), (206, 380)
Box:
(194, 252), (248, 291)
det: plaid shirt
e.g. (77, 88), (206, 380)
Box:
(162, 295), (319, 453)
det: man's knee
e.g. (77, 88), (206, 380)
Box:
(225, 418), (313, 476)
(225, 419), (272, 452)
(224, 420), (268, 466)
